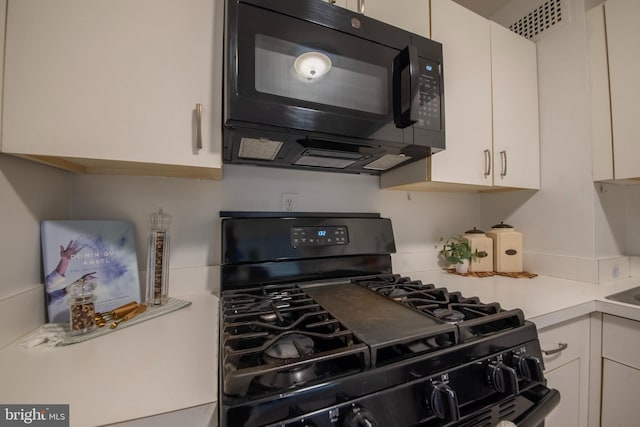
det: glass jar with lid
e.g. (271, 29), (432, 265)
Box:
(68, 276), (97, 335)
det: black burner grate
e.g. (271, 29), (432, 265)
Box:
(353, 274), (525, 342)
(221, 284), (369, 397)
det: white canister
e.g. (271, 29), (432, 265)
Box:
(486, 222), (523, 273)
(462, 228), (494, 273)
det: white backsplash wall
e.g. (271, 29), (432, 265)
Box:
(0, 155), (72, 298)
(623, 185), (640, 256)
(594, 182), (627, 258)
(0, 154), (72, 347)
(70, 164), (481, 277)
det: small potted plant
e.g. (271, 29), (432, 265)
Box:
(439, 236), (473, 274)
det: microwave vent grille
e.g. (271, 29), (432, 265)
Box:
(239, 137), (283, 160)
(364, 154), (412, 171)
(507, 0), (568, 41)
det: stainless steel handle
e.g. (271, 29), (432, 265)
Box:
(195, 103), (203, 151)
(500, 150), (507, 177)
(484, 149), (491, 177)
(542, 342), (568, 356)
(357, 0), (365, 14)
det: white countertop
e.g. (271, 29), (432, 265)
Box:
(2, 272), (640, 426)
(0, 293), (218, 427)
(406, 270), (640, 329)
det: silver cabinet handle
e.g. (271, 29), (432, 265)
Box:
(195, 103), (203, 151)
(357, 0), (365, 14)
(500, 150), (507, 177)
(484, 149), (491, 177)
(542, 342), (568, 356)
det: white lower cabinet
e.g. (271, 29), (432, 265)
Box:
(601, 314), (640, 426)
(601, 359), (640, 426)
(104, 403), (217, 427)
(537, 315), (590, 427)
(544, 358), (581, 427)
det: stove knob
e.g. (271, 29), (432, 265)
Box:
(342, 406), (378, 427)
(425, 381), (461, 422)
(514, 354), (544, 382)
(486, 362), (519, 395)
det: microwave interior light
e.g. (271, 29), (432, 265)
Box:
(293, 51), (332, 81)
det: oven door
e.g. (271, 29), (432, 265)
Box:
(225, 0), (426, 143)
(511, 384), (560, 427)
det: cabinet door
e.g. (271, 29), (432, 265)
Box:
(0, 0), (5, 132)
(2, 0), (222, 178)
(587, 4), (614, 181)
(605, 0), (640, 180)
(544, 359), (581, 427)
(490, 22), (540, 189)
(345, 0), (430, 37)
(601, 359), (640, 426)
(430, 0), (492, 187)
(538, 315), (590, 427)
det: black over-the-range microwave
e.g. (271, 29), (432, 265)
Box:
(223, 0), (445, 175)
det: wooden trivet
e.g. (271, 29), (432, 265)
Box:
(446, 269), (537, 279)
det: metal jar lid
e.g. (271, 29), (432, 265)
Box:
(491, 221), (514, 229)
(464, 227), (485, 234)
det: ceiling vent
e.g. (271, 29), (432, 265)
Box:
(507, 0), (569, 41)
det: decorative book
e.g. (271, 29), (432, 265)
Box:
(41, 220), (141, 323)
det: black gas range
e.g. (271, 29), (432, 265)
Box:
(218, 213), (559, 427)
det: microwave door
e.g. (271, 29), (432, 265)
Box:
(228, 2), (405, 143)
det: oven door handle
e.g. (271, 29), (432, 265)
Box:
(392, 44), (419, 129)
(512, 385), (560, 427)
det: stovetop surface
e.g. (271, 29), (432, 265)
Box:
(220, 274), (527, 399)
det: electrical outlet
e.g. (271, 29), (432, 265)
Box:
(281, 193), (299, 212)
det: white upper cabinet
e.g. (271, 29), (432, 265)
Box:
(0, 0), (5, 134)
(490, 21), (540, 190)
(1, 0), (222, 179)
(428, 0), (493, 188)
(380, 0), (540, 192)
(345, 0), (430, 37)
(589, 0), (640, 181)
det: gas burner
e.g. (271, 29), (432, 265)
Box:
(227, 292), (295, 314)
(258, 310), (293, 325)
(353, 275), (441, 300)
(255, 364), (318, 390)
(264, 333), (315, 361)
(255, 334), (319, 390)
(432, 309), (465, 324)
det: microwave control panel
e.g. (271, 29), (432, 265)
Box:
(417, 58), (441, 131)
(291, 226), (349, 247)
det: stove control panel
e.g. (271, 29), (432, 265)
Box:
(291, 226), (349, 247)
(256, 339), (549, 427)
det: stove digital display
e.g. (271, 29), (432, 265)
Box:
(291, 226), (348, 247)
